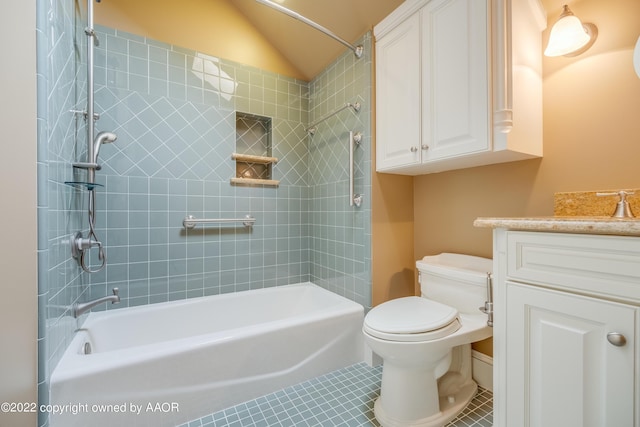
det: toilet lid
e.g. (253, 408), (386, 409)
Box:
(364, 297), (458, 334)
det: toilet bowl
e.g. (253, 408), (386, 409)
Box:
(364, 253), (493, 427)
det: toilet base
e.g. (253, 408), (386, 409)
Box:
(373, 380), (478, 427)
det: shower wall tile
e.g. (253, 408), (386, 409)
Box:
(37, 0), (90, 419)
(308, 33), (373, 309)
(84, 27), (311, 306)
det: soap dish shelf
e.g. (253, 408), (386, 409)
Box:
(231, 153), (278, 164)
(64, 181), (104, 191)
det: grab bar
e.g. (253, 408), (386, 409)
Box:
(350, 131), (363, 208)
(306, 102), (361, 135)
(183, 215), (256, 229)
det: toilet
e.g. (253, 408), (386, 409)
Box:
(363, 253), (493, 427)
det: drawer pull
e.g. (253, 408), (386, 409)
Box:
(607, 332), (627, 347)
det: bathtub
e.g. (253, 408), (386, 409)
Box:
(49, 282), (364, 427)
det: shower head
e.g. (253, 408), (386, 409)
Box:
(92, 131), (117, 164)
(97, 131), (117, 144)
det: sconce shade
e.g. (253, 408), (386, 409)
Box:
(544, 5), (597, 57)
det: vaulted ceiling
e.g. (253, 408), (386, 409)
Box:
(229, 0), (405, 79)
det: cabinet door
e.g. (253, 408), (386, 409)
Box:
(506, 281), (637, 427)
(375, 13), (422, 171)
(421, 0), (489, 161)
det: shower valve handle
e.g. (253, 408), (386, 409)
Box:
(73, 233), (102, 251)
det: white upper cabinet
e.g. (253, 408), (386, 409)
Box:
(375, 0), (546, 175)
(375, 13), (422, 170)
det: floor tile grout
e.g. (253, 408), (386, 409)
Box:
(179, 362), (493, 427)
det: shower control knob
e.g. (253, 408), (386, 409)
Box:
(607, 332), (627, 347)
(410, 146), (418, 153)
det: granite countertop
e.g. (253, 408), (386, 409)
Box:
(474, 189), (640, 237)
(474, 216), (640, 237)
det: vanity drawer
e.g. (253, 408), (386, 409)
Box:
(506, 231), (640, 303)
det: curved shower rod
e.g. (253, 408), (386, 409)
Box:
(255, 0), (364, 58)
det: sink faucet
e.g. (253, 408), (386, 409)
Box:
(73, 287), (120, 318)
(596, 190), (636, 218)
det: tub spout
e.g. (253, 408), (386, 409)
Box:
(73, 288), (120, 318)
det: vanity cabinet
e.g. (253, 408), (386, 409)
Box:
(493, 229), (640, 427)
(374, 0), (545, 175)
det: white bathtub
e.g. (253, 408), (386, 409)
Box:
(49, 282), (364, 427)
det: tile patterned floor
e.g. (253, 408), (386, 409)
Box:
(179, 363), (493, 427)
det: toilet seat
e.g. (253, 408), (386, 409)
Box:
(364, 297), (461, 342)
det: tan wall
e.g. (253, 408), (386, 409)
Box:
(0, 1), (38, 426)
(410, 0), (640, 356)
(372, 171), (415, 306)
(95, 0), (306, 80)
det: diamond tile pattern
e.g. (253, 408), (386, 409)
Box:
(95, 88), (234, 181)
(236, 113), (271, 157)
(307, 33), (373, 308)
(235, 113), (272, 180)
(273, 121), (309, 187)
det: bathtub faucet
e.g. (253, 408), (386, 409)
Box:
(73, 288), (120, 318)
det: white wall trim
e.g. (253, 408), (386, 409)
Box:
(472, 350), (493, 392)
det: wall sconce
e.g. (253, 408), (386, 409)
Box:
(634, 36), (640, 78)
(544, 4), (598, 57)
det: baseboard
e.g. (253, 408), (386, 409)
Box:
(472, 350), (493, 392)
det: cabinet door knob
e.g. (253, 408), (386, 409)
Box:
(607, 332), (627, 347)
(421, 144), (429, 150)
(410, 146), (418, 153)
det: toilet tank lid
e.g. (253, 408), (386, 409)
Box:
(416, 253), (492, 283)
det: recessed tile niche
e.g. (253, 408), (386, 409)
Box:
(232, 112), (279, 187)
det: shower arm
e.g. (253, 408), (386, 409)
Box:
(254, 0), (363, 58)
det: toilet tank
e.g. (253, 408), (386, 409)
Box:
(416, 253), (492, 314)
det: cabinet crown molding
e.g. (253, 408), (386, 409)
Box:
(374, 0), (429, 39)
(374, 0), (547, 40)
